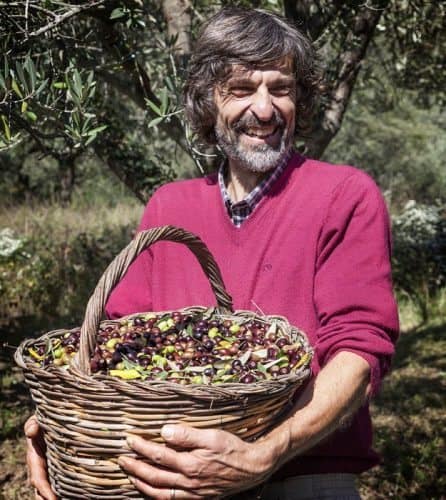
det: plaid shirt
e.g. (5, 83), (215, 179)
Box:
(218, 149), (293, 227)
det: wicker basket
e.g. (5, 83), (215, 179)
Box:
(15, 226), (313, 499)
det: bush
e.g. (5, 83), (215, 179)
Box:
(0, 221), (135, 330)
(392, 201), (446, 321)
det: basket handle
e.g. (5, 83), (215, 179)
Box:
(75, 225), (233, 374)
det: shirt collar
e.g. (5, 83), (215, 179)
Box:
(218, 149), (293, 225)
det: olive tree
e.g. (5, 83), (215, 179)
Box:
(0, 0), (444, 202)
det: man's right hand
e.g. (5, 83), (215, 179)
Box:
(24, 415), (56, 500)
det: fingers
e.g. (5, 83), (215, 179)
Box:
(118, 455), (200, 490)
(127, 476), (203, 500)
(118, 455), (207, 499)
(24, 416), (46, 460)
(24, 416), (56, 500)
(35, 491), (50, 500)
(24, 415), (40, 438)
(161, 425), (223, 450)
(124, 436), (193, 476)
(26, 442), (56, 500)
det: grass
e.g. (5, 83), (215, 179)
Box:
(0, 200), (143, 332)
(0, 199), (143, 238)
(359, 299), (445, 499)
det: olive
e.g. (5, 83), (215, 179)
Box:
(240, 374), (255, 384)
(247, 360), (257, 370)
(193, 330), (203, 341)
(112, 351), (122, 364)
(276, 338), (290, 348)
(231, 360), (242, 371)
(267, 347), (278, 360)
(203, 340), (215, 351)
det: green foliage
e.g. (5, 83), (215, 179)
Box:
(325, 91), (446, 208)
(1, 1), (443, 202)
(0, 205), (139, 327)
(391, 201), (446, 321)
(378, 2), (446, 101)
(0, 0), (185, 201)
(0, 144), (139, 205)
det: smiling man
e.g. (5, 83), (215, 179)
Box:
(25, 7), (399, 500)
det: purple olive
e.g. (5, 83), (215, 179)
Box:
(267, 347), (278, 360)
(231, 360), (242, 371)
(203, 340), (215, 351)
(240, 374), (255, 384)
(112, 351), (122, 364)
(193, 330), (203, 341)
(276, 338), (290, 348)
(247, 360), (257, 370)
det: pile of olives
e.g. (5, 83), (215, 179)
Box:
(27, 312), (310, 384)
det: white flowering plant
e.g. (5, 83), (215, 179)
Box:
(392, 201), (446, 320)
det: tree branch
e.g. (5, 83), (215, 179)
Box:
(305, 2), (390, 158)
(19, 0), (106, 42)
(95, 151), (146, 204)
(161, 0), (191, 56)
(284, 0), (344, 41)
(9, 110), (63, 160)
(91, 13), (189, 151)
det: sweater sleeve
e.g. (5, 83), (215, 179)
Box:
(314, 171), (399, 396)
(105, 194), (158, 319)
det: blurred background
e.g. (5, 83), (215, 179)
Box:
(0, 1), (444, 498)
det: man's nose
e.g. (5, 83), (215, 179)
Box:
(250, 89), (274, 122)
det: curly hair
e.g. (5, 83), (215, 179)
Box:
(183, 7), (322, 145)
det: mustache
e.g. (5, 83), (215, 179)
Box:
(232, 110), (285, 133)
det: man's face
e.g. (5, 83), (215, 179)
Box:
(214, 59), (296, 173)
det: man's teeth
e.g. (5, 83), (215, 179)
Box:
(244, 127), (276, 138)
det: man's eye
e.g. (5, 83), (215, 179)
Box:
(230, 87), (253, 97)
(271, 86), (291, 96)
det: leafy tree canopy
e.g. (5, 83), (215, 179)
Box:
(0, 0), (444, 202)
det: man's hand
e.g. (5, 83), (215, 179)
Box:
(118, 425), (278, 499)
(24, 415), (56, 500)
(117, 352), (371, 499)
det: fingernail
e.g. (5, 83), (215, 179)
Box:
(117, 456), (127, 467)
(126, 435), (135, 447)
(128, 475), (135, 485)
(161, 425), (174, 440)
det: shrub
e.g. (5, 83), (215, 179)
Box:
(392, 201), (446, 321)
(0, 225), (134, 329)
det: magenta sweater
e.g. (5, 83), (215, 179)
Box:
(106, 153), (399, 477)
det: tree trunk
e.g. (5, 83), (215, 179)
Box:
(285, 2), (390, 159)
(59, 156), (77, 206)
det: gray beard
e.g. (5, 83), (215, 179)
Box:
(215, 125), (292, 173)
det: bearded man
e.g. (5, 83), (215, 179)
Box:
(26, 7), (399, 500)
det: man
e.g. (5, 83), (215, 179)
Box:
(26, 7), (399, 499)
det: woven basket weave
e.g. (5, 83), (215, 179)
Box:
(15, 225), (313, 499)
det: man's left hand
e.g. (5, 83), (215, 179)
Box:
(117, 424), (275, 499)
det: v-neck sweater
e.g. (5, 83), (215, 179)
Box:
(106, 152), (399, 477)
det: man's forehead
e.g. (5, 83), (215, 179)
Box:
(226, 57), (294, 79)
